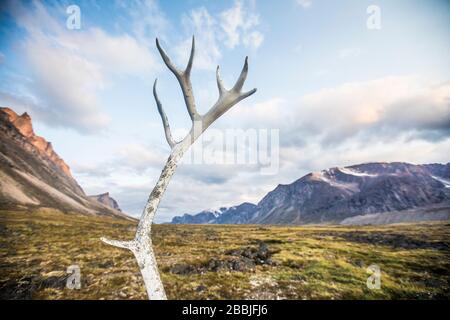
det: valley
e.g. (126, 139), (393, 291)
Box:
(1, 209), (448, 299)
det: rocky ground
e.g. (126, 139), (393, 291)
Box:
(0, 209), (449, 299)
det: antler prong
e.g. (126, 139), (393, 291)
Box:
(153, 79), (176, 149)
(238, 88), (257, 102)
(216, 65), (226, 97)
(155, 38), (180, 76)
(232, 56), (249, 92)
(185, 36), (195, 76)
(155, 37), (199, 121)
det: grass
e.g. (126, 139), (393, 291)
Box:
(0, 209), (449, 299)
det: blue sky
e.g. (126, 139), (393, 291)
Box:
(1, 0), (449, 222)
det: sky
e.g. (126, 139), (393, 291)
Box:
(0, 0), (449, 222)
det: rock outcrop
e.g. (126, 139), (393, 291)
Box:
(1, 108), (72, 177)
(88, 192), (122, 212)
(0, 107), (131, 219)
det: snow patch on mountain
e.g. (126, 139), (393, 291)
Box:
(338, 167), (378, 177)
(431, 175), (450, 188)
(311, 170), (359, 192)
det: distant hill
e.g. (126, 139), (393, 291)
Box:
(170, 162), (450, 225)
(170, 202), (257, 224)
(0, 107), (131, 219)
(88, 192), (122, 212)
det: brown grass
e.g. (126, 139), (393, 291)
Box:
(0, 209), (449, 299)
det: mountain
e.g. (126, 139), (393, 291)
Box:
(170, 162), (450, 225)
(88, 192), (122, 212)
(0, 107), (130, 219)
(170, 202), (256, 224)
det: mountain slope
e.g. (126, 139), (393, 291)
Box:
(0, 107), (130, 219)
(249, 162), (450, 224)
(88, 192), (122, 212)
(170, 162), (450, 225)
(170, 203), (257, 224)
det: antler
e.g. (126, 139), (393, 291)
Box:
(154, 37), (257, 145)
(153, 79), (176, 148)
(204, 56), (257, 128)
(156, 36), (199, 122)
(102, 36), (257, 300)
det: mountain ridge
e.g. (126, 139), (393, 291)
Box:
(1, 107), (72, 177)
(0, 107), (131, 220)
(88, 192), (122, 212)
(170, 162), (450, 225)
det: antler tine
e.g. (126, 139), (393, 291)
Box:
(185, 36), (195, 75)
(232, 56), (249, 92)
(236, 88), (257, 103)
(155, 38), (180, 76)
(216, 66), (226, 97)
(153, 79), (176, 149)
(203, 57), (256, 129)
(155, 37), (199, 122)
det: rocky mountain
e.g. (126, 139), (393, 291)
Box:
(88, 192), (122, 212)
(170, 162), (450, 225)
(170, 202), (256, 224)
(0, 107), (131, 219)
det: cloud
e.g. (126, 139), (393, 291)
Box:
(5, 1), (159, 134)
(284, 76), (450, 146)
(242, 31), (264, 49)
(72, 76), (450, 220)
(296, 0), (312, 8)
(73, 143), (167, 177)
(279, 136), (450, 177)
(338, 47), (361, 59)
(176, 1), (264, 70)
(72, 138), (272, 220)
(144, 73), (450, 219)
(177, 7), (221, 70)
(0, 90), (40, 115)
(124, 0), (170, 44)
(22, 34), (110, 132)
(115, 143), (166, 173)
(219, 0), (264, 49)
(226, 97), (286, 129)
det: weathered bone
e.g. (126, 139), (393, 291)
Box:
(101, 36), (256, 300)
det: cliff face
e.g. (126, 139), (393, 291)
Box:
(1, 107), (72, 177)
(0, 107), (131, 220)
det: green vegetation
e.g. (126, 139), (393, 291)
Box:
(0, 209), (449, 299)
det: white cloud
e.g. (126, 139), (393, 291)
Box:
(126, 0), (170, 44)
(243, 31), (264, 49)
(23, 34), (109, 132)
(338, 47), (361, 59)
(226, 97), (286, 128)
(73, 76), (450, 220)
(296, 0), (312, 8)
(175, 1), (264, 70)
(115, 143), (166, 173)
(6, 1), (159, 133)
(177, 7), (221, 71)
(291, 76), (450, 145)
(66, 28), (159, 77)
(220, 0), (264, 49)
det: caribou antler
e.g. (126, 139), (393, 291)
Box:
(156, 36), (199, 121)
(101, 36), (257, 300)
